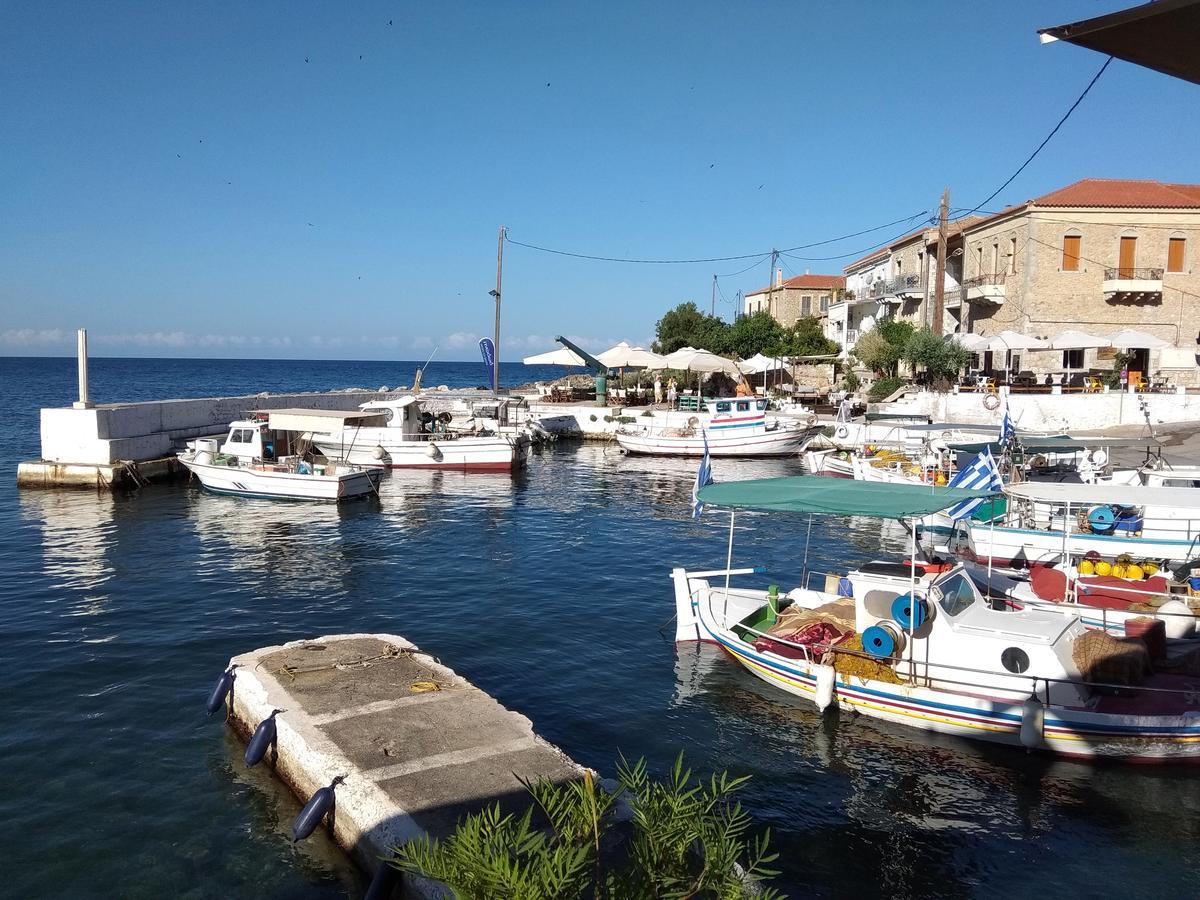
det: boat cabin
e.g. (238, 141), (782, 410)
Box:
(214, 409), (388, 463)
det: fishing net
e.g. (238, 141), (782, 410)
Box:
(829, 635), (903, 685)
(767, 599), (855, 636)
(1072, 630), (1150, 688)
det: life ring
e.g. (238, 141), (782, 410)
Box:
(835, 425), (850, 439)
(982, 394), (1001, 410)
(806, 414), (819, 426)
(687, 416), (700, 428)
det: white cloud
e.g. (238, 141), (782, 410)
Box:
(410, 335), (434, 350)
(0, 328), (69, 346)
(93, 331), (189, 348)
(444, 331), (479, 349)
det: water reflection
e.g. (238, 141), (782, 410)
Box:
(19, 489), (118, 595)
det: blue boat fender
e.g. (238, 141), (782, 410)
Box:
(244, 709), (284, 767)
(292, 776), (346, 843)
(206, 665), (237, 716)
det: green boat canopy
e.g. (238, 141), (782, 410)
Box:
(697, 476), (998, 518)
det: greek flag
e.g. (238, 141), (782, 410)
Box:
(998, 403), (1015, 447)
(692, 430), (714, 519)
(944, 447), (1002, 520)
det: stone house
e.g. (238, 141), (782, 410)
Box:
(743, 270), (846, 328)
(957, 178), (1200, 382)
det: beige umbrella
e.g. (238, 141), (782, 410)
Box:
(1109, 328), (1171, 349)
(660, 347), (743, 376)
(596, 341), (667, 369)
(1048, 330), (1111, 350)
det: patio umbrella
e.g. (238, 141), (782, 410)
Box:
(951, 333), (989, 351)
(660, 347), (744, 376)
(740, 352), (788, 374)
(522, 346), (587, 366)
(1048, 330), (1111, 350)
(595, 341), (667, 369)
(1108, 328), (1171, 349)
(984, 330), (1048, 351)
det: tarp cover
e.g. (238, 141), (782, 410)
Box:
(266, 408), (387, 432)
(949, 435), (1160, 454)
(697, 476), (997, 518)
(1006, 480), (1200, 510)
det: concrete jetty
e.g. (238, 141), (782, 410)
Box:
(222, 633), (584, 896)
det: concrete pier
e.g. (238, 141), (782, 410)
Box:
(223, 633), (584, 897)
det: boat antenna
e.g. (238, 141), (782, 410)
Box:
(413, 345), (439, 393)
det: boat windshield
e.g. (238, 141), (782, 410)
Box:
(930, 571), (976, 617)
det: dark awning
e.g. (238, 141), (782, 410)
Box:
(1039, 0), (1200, 86)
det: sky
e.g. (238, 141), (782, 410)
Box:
(2, 1), (1198, 361)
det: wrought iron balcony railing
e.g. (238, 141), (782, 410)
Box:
(1104, 267), (1163, 281)
(962, 272), (1007, 288)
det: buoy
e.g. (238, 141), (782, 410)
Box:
(835, 425), (850, 439)
(292, 776), (345, 842)
(205, 666), (236, 716)
(426, 441), (441, 459)
(1094, 560), (1112, 576)
(891, 592), (929, 630)
(1078, 559), (1095, 576)
(1019, 693), (1044, 750)
(1087, 506), (1116, 534)
(372, 445), (387, 460)
(1125, 564), (1144, 581)
(1143, 561), (1160, 576)
(245, 709), (282, 767)
(813, 664), (837, 713)
(1157, 600), (1196, 639)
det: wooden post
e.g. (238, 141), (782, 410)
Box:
(932, 188), (949, 336)
(711, 273), (717, 316)
(491, 226), (505, 395)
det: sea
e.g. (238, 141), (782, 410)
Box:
(2, 355), (1199, 898)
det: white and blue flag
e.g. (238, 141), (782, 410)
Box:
(692, 430), (714, 519)
(944, 447), (1003, 520)
(998, 403), (1015, 447)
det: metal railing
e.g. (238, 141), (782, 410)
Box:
(1104, 267), (1164, 281)
(865, 274), (924, 300)
(962, 272), (1007, 288)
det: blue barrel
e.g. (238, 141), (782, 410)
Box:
(862, 624), (898, 659)
(1087, 505), (1116, 534)
(891, 592), (927, 630)
(1189, 576), (1200, 592)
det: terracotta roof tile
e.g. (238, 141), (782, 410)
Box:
(747, 273), (846, 295)
(1033, 178), (1200, 208)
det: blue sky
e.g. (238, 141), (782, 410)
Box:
(2, 1), (1198, 360)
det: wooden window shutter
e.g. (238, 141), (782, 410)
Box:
(1062, 235), (1081, 271)
(1168, 237), (1186, 273)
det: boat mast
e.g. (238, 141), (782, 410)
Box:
(490, 225), (505, 396)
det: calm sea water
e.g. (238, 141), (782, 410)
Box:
(2, 356), (1199, 898)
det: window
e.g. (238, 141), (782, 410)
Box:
(1119, 235), (1137, 278)
(1169, 237), (1187, 273)
(736, 400), (750, 412)
(801, 296), (811, 316)
(1009, 237), (1017, 274)
(820, 295), (829, 312)
(1062, 234), (1081, 271)
(933, 572), (976, 617)
(715, 401), (731, 412)
(976, 245), (984, 275)
(991, 242), (999, 274)
(756, 399), (768, 411)
(1062, 349), (1084, 369)
(230, 429), (253, 444)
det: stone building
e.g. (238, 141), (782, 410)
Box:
(956, 178), (1200, 381)
(743, 270), (846, 329)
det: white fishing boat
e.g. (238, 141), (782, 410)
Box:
(673, 476), (1200, 762)
(179, 410), (382, 501)
(952, 481), (1200, 567)
(311, 397), (529, 472)
(801, 447), (855, 477)
(615, 396), (814, 458)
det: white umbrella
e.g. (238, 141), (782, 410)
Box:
(522, 346), (586, 366)
(595, 341), (666, 369)
(660, 347), (743, 376)
(984, 330), (1048, 351)
(1048, 330), (1111, 350)
(951, 333), (989, 351)
(1108, 328), (1171, 349)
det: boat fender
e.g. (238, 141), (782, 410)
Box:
(372, 445), (387, 460)
(205, 665), (237, 716)
(426, 441), (441, 459)
(891, 592), (931, 630)
(1019, 694), (1044, 750)
(244, 709), (283, 767)
(862, 622), (904, 659)
(1090, 448), (1108, 467)
(1157, 600), (1196, 639)
(292, 776), (346, 843)
(983, 393), (1000, 410)
(835, 425), (850, 439)
(813, 663), (837, 713)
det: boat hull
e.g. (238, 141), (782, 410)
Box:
(961, 521), (1200, 567)
(314, 433), (527, 471)
(616, 427), (808, 458)
(180, 459), (379, 501)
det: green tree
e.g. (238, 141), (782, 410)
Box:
(772, 316), (840, 358)
(387, 755), (782, 900)
(652, 302), (730, 354)
(852, 320), (915, 377)
(903, 329), (970, 388)
(724, 310), (785, 359)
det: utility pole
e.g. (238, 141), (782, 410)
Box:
(932, 188), (949, 336)
(711, 274), (717, 316)
(766, 248), (779, 318)
(490, 225), (505, 395)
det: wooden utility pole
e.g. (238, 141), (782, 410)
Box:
(932, 188), (949, 336)
(766, 249), (779, 318)
(711, 274), (717, 316)
(490, 225), (505, 395)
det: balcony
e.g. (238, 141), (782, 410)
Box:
(1103, 267), (1163, 302)
(963, 273), (1007, 304)
(943, 287), (964, 309)
(865, 274), (924, 303)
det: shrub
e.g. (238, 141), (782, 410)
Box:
(841, 371), (861, 392)
(386, 754), (781, 900)
(867, 376), (908, 402)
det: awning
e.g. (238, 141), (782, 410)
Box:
(1039, 0), (1200, 87)
(949, 436), (1160, 454)
(266, 408), (388, 432)
(1007, 480), (1200, 510)
(697, 476), (998, 518)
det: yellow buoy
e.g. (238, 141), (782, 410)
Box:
(1143, 561), (1160, 576)
(1078, 559), (1095, 575)
(1095, 561), (1112, 576)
